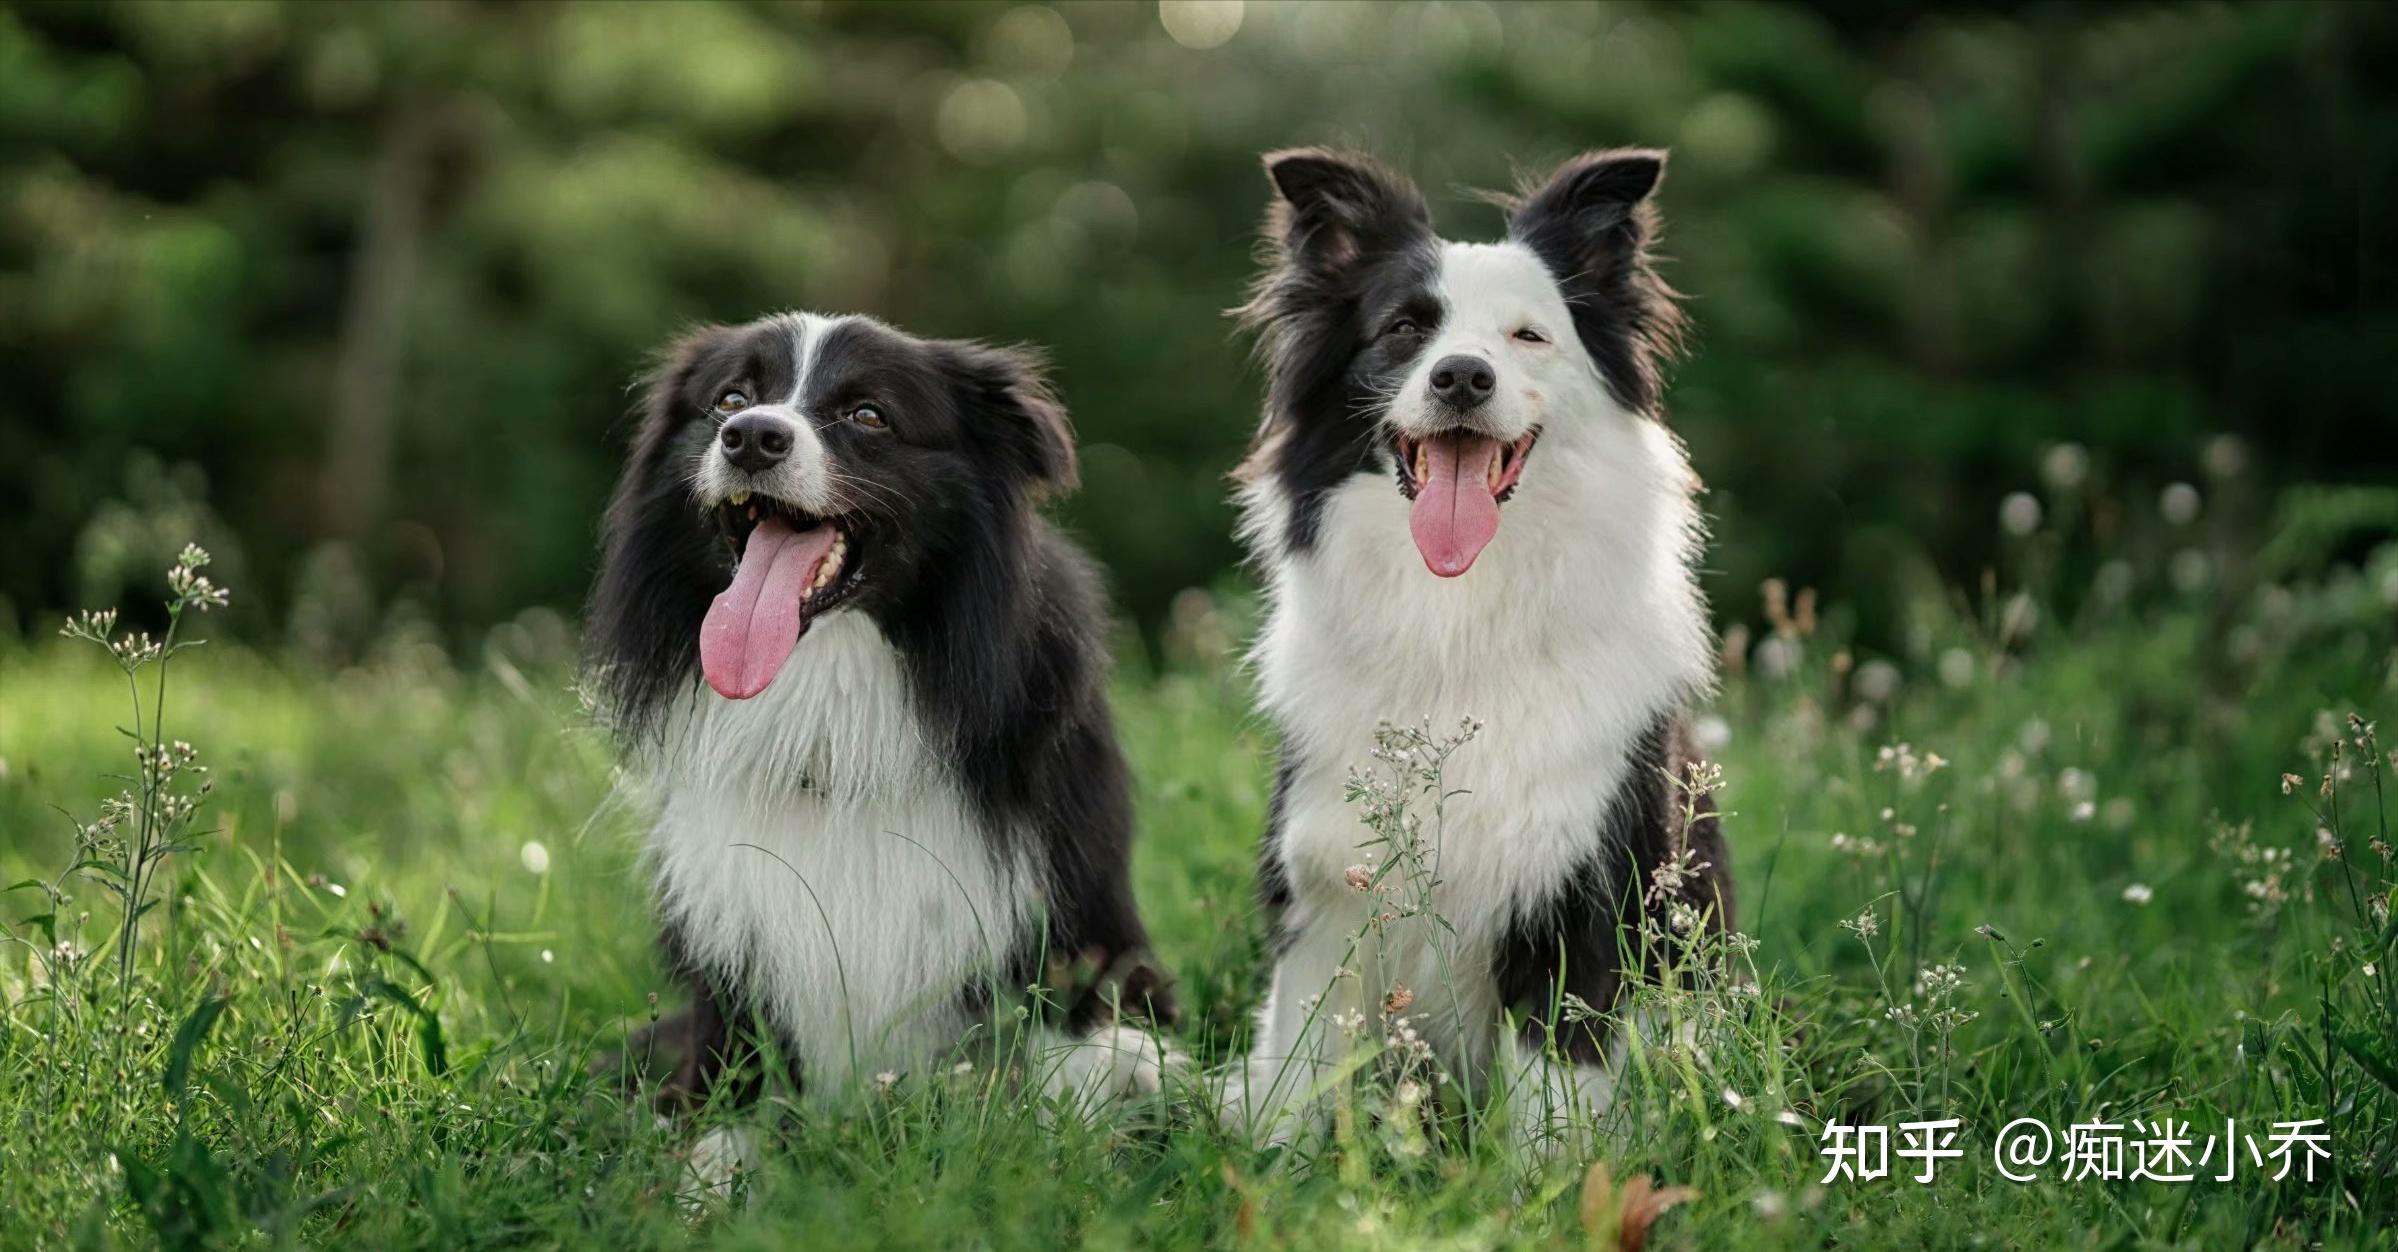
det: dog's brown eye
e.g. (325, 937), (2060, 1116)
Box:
(714, 389), (750, 414)
(849, 404), (887, 430)
(1513, 327), (1548, 344)
(1386, 318), (1421, 339)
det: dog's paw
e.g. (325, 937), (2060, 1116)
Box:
(1038, 1023), (1180, 1116)
(675, 1125), (758, 1214)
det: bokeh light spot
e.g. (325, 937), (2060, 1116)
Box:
(936, 79), (1028, 161)
(1160, 1), (1243, 51)
(984, 6), (1075, 81)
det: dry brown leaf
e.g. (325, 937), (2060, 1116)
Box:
(1619, 1177), (1699, 1252)
(1577, 1160), (1698, 1252)
(1221, 1164), (1256, 1241)
(1578, 1160), (1616, 1237)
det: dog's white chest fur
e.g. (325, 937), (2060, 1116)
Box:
(1242, 414), (1712, 1073)
(1255, 419), (1710, 928)
(639, 614), (1028, 1089)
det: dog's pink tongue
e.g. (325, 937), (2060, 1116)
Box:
(1408, 433), (1501, 577)
(700, 516), (837, 699)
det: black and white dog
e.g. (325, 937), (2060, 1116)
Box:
(587, 313), (1173, 1148)
(1221, 149), (1732, 1150)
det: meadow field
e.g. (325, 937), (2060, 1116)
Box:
(4, 519), (2394, 1251)
(7, 2), (2398, 1248)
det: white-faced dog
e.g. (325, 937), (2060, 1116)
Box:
(1221, 149), (1732, 1153)
(587, 313), (1174, 1140)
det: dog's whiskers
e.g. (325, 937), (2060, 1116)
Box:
(825, 471), (913, 520)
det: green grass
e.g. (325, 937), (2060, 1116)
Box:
(4, 546), (2396, 1250)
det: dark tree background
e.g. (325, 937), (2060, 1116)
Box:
(3, 1), (2393, 657)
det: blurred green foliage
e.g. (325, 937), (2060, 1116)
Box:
(3, 1), (2394, 653)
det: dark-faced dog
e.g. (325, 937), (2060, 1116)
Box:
(587, 313), (1173, 1161)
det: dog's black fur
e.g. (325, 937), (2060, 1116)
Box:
(1232, 149), (1729, 1088)
(586, 314), (1170, 1109)
(1492, 717), (1728, 1064)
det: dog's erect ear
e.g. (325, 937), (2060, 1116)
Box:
(946, 341), (1077, 497)
(1504, 149), (1684, 414)
(1259, 148), (1430, 277)
(1506, 148), (1665, 267)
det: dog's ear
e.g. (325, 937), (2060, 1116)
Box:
(1506, 147), (1665, 273)
(946, 341), (1077, 497)
(1236, 150), (1428, 475)
(632, 325), (730, 440)
(1504, 149), (1684, 413)
(1258, 148), (1430, 279)
(590, 323), (736, 733)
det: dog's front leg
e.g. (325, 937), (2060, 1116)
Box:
(1214, 924), (1355, 1145)
(1499, 1023), (1630, 1161)
(653, 984), (737, 1114)
(625, 974), (764, 1211)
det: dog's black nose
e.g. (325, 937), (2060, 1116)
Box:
(1428, 354), (1496, 411)
(719, 413), (795, 474)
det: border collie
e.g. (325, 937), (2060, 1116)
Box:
(1221, 149), (1732, 1152)
(586, 313), (1174, 1143)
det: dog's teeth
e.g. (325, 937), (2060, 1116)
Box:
(730, 490), (750, 506)
(1488, 446), (1504, 491)
(808, 540), (847, 594)
(1412, 443), (1428, 483)
(747, 505), (759, 521)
